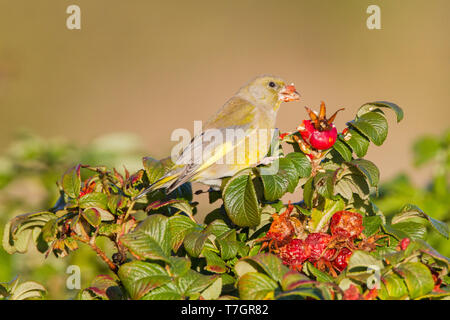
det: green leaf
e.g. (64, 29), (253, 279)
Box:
(167, 215), (198, 252)
(41, 218), (58, 242)
(78, 192), (108, 210)
(223, 173), (260, 227)
(82, 208), (102, 227)
(168, 257), (191, 277)
(141, 282), (182, 300)
(200, 277), (222, 300)
(346, 159), (380, 187)
(62, 165), (81, 198)
(363, 215), (383, 237)
(276, 287), (325, 300)
(342, 129), (370, 158)
(390, 221), (427, 240)
(202, 249), (228, 273)
(143, 157), (166, 184)
(309, 198), (345, 232)
(118, 261), (171, 300)
(236, 253), (289, 283)
(177, 270), (217, 297)
(379, 273), (408, 300)
(333, 138), (353, 162)
(348, 111), (388, 146)
(396, 262), (434, 299)
(120, 231), (169, 262)
(303, 262), (334, 282)
(284, 152), (312, 178)
(183, 231), (209, 258)
(280, 271), (313, 291)
(347, 250), (383, 271)
(10, 281), (46, 300)
(138, 214), (171, 255)
(83, 275), (123, 300)
(357, 101), (403, 123)
(238, 272), (278, 300)
(392, 204), (449, 239)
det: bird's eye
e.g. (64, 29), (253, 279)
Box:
(269, 81), (276, 88)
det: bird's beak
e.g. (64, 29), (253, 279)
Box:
(279, 83), (301, 102)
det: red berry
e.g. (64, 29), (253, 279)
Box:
(333, 247), (353, 272)
(279, 239), (310, 268)
(343, 284), (361, 300)
(305, 233), (333, 262)
(299, 119), (338, 150)
(400, 238), (410, 250)
(330, 211), (364, 239)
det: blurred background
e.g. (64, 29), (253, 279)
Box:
(0, 0), (448, 299)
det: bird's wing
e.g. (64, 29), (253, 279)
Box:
(166, 97), (258, 192)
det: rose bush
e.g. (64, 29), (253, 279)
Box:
(3, 101), (449, 300)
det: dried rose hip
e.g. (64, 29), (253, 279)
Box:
(330, 211), (364, 239)
(256, 203), (296, 251)
(279, 239), (310, 270)
(305, 232), (333, 262)
(332, 247), (353, 272)
(297, 102), (344, 150)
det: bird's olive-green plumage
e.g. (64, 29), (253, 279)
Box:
(136, 75), (299, 198)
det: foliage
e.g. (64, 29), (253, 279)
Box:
(375, 129), (450, 256)
(0, 131), (146, 299)
(2, 103), (449, 300)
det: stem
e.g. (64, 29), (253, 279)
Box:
(72, 234), (118, 273)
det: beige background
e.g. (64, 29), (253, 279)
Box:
(0, 0), (448, 189)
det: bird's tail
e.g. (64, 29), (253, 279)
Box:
(133, 174), (177, 200)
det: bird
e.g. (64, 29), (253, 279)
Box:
(135, 75), (300, 199)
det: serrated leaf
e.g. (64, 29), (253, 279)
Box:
(177, 270), (217, 297)
(78, 192), (108, 210)
(167, 215), (198, 252)
(363, 215), (383, 237)
(200, 277), (222, 300)
(347, 250), (383, 272)
(223, 174), (260, 227)
(238, 272), (277, 300)
(41, 218), (58, 242)
(379, 273), (408, 300)
(347, 159), (380, 187)
(137, 214), (171, 255)
(118, 261), (171, 300)
(357, 101), (403, 123)
(120, 231), (169, 262)
(309, 198), (345, 232)
(203, 249), (227, 273)
(333, 137), (353, 162)
(183, 231), (209, 257)
(343, 128), (370, 158)
(62, 165), (81, 198)
(168, 256), (191, 277)
(284, 152), (312, 178)
(143, 157), (166, 184)
(304, 262), (334, 282)
(82, 208), (101, 227)
(239, 253), (289, 283)
(396, 262), (434, 299)
(348, 111), (388, 146)
(392, 204), (449, 239)
(390, 221), (427, 240)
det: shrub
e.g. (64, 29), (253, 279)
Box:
(3, 102), (449, 300)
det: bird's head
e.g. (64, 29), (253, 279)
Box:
(238, 75), (300, 110)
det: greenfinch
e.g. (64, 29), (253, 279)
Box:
(136, 75), (300, 198)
